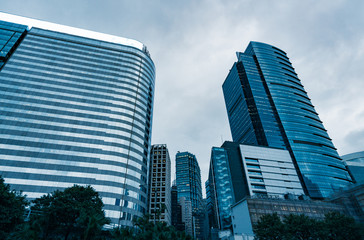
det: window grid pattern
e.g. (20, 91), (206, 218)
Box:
(0, 23), (155, 227)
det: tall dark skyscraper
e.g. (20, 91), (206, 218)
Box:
(175, 151), (202, 212)
(222, 41), (352, 199)
(0, 13), (155, 226)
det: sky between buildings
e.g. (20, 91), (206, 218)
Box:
(1, 0), (364, 197)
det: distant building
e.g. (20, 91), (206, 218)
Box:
(193, 199), (209, 240)
(207, 147), (235, 230)
(222, 41), (352, 199)
(176, 151), (202, 212)
(149, 144), (171, 224)
(180, 197), (193, 236)
(342, 151), (364, 184)
(329, 183), (364, 223)
(171, 185), (185, 231)
(231, 196), (347, 239)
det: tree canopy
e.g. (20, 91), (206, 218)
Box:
(112, 214), (193, 240)
(15, 185), (110, 240)
(0, 176), (28, 239)
(253, 212), (364, 240)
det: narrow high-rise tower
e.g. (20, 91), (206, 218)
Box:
(149, 144), (172, 224)
(222, 41), (352, 199)
(175, 151), (202, 212)
(0, 13), (155, 226)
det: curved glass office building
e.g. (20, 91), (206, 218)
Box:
(0, 13), (155, 226)
(223, 41), (352, 199)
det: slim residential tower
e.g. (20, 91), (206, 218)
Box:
(222, 41), (352, 198)
(149, 144), (172, 224)
(0, 13), (155, 226)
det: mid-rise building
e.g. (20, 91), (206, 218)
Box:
(0, 13), (155, 226)
(231, 196), (347, 239)
(176, 151), (202, 212)
(206, 142), (304, 234)
(342, 151), (364, 184)
(222, 41), (352, 199)
(148, 144), (171, 224)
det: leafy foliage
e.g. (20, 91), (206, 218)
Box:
(253, 213), (284, 240)
(112, 214), (193, 240)
(16, 185), (110, 240)
(0, 176), (28, 239)
(253, 212), (364, 240)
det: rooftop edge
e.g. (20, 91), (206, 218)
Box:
(0, 12), (145, 51)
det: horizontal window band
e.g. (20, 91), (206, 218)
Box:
(0, 92), (148, 122)
(293, 140), (337, 150)
(0, 144), (147, 168)
(0, 158), (144, 178)
(270, 81), (306, 94)
(0, 169), (141, 190)
(0, 153), (146, 177)
(17, 43), (154, 80)
(0, 115), (147, 143)
(13, 54), (153, 88)
(282, 67), (297, 76)
(0, 138), (145, 159)
(1, 67), (151, 102)
(0, 128), (147, 152)
(4, 61), (152, 97)
(28, 30), (155, 73)
(6, 182), (145, 205)
(2, 65), (151, 104)
(0, 101), (149, 132)
(304, 115), (323, 124)
(0, 81), (150, 121)
(309, 124), (327, 132)
(323, 153), (342, 160)
(300, 107), (318, 115)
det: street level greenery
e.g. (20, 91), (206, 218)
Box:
(0, 176), (192, 240)
(0, 176), (28, 239)
(253, 212), (364, 240)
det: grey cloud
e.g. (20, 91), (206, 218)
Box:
(1, 0), (364, 196)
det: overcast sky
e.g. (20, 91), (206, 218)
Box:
(2, 0), (364, 195)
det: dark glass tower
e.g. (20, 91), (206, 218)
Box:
(222, 41), (352, 199)
(207, 147), (234, 230)
(0, 14), (155, 226)
(175, 151), (202, 212)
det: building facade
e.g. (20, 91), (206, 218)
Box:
(0, 13), (155, 226)
(180, 197), (194, 236)
(207, 147), (235, 230)
(176, 151), (202, 212)
(171, 185), (185, 231)
(222, 41), (352, 199)
(239, 144), (304, 197)
(206, 142), (304, 235)
(148, 144), (171, 224)
(342, 151), (364, 184)
(231, 196), (347, 239)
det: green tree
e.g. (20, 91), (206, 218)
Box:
(112, 214), (193, 240)
(27, 185), (110, 240)
(253, 213), (284, 240)
(0, 176), (28, 239)
(321, 212), (364, 240)
(282, 214), (320, 240)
